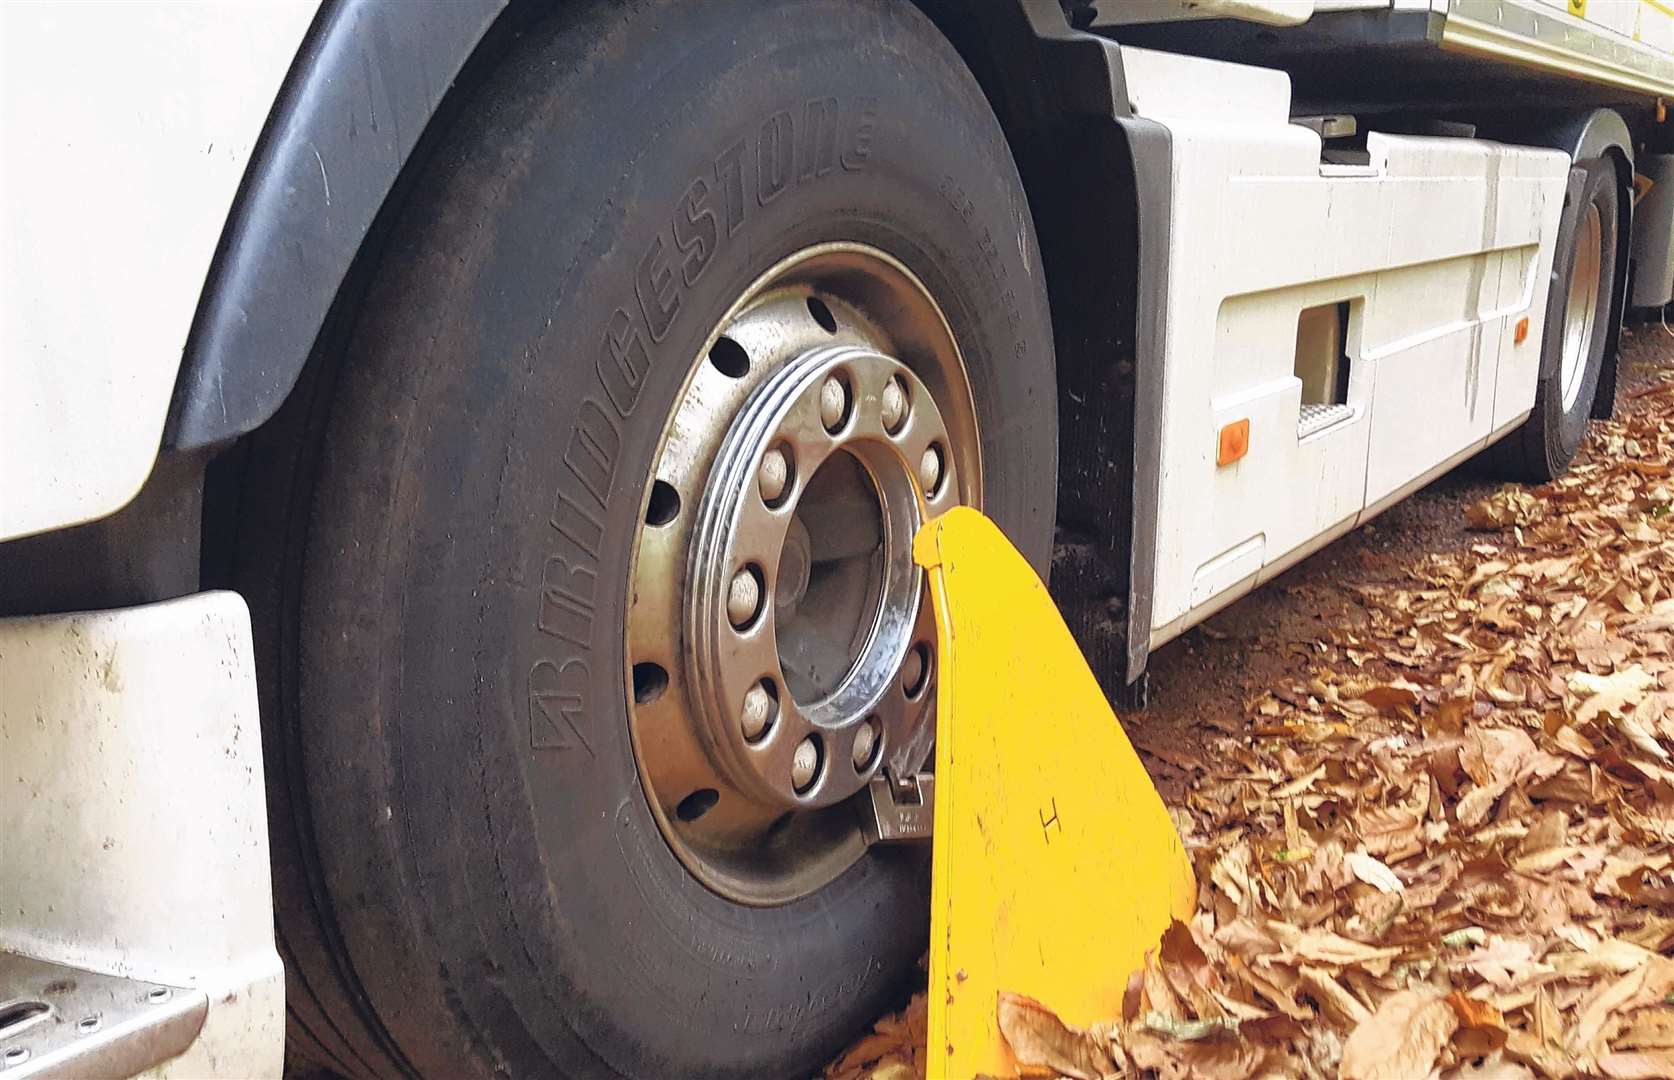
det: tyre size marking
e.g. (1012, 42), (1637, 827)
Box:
(612, 799), (777, 981)
(736, 957), (879, 1034)
(939, 174), (1031, 362)
(529, 96), (880, 759)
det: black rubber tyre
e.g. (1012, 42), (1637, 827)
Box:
(1487, 156), (1619, 481)
(235, 1), (1055, 1077)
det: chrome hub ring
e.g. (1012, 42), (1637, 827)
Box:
(623, 243), (979, 904)
(686, 345), (957, 810)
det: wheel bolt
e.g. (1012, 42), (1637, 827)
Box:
(852, 721), (878, 769)
(791, 736), (820, 792)
(726, 568), (761, 628)
(758, 446), (789, 503)
(901, 646), (926, 695)
(919, 444), (943, 495)
(741, 683), (774, 741)
(819, 376), (848, 432)
(881, 377), (908, 433)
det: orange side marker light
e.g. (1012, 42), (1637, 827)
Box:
(1514, 316), (1530, 345)
(1217, 418), (1250, 467)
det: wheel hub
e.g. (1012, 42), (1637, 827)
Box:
(686, 345), (957, 810)
(623, 244), (978, 904)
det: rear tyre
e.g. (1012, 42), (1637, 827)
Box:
(1488, 156), (1619, 481)
(236, 1), (1055, 1077)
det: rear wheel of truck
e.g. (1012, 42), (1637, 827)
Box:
(235, 0), (1055, 1076)
(1489, 155), (1619, 481)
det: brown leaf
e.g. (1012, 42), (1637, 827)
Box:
(1269, 923), (1404, 974)
(1570, 957), (1674, 1059)
(1340, 989), (1458, 1080)
(995, 992), (1116, 1080)
(1297, 965), (1370, 1026)
(1568, 665), (1659, 724)
(1356, 681), (1422, 713)
(1599, 1049), (1674, 1080)
(1446, 990), (1508, 1055)
(1619, 1009), (1674, 1051)
(1467, 489), (1543, 530)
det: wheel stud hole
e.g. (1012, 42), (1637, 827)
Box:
(676, 788), (720, 822)
(758, 445), (794, 508)
(645, 480), (680, 527)
(851, 718), (880, 771)
(740, 679), (778, 742)
(918, 442), (945, 498)
(632, 662), (669, 705)
(807, 295), (838, 334)
(791, 735), (822, 794)
(881, 376), (909, 435)
(903, 643), (931, 698)
(727, 565), (766, 631)
(709, 336), (750, 378)
(818, 372), (854, 434)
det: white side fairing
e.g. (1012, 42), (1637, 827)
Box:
(0, 2), (319, 541)
(1119, 46), (1570, 646)
(0, 594), (283, 1076)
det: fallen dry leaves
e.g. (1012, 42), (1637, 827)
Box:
(827, 360), (1674, 1080)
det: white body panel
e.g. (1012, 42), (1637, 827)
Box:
(0, 594), (284, 1077)
(1119, 46), (1569, 646)
(0, 1), (318, 542)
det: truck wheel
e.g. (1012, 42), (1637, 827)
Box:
(1489, 156), (1619, 481)
(236, 1), (1055, 1077)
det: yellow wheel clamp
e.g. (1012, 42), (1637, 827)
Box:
(903, 507), (1198, 1078)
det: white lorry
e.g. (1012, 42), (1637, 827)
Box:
(1, 0), (1669, 1075)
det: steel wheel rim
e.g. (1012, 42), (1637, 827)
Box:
(624, 243), (979, 905)
(1559, 203), (1603, 412)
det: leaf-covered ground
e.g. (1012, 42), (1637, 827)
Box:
(827, 330), (1674, 1080)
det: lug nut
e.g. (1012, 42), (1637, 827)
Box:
(852, 721), (878, 769)
(758, 446), (789, 503)
(901, 646), (926, 696)
(819, 376), (848, 432)
(919, 444), (943, 495)
(741, 683), (774, 740)
(881, 377), (908, 433)
(791, 736), (820, 792)
(726, 568), (761, 628)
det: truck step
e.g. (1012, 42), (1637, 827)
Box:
(1297, 402), (1356, 439)
(0, 952), (205, 1079)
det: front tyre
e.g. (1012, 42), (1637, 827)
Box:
(239, 1), (1056, 1077)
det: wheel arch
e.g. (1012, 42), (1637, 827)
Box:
(165, 0), (519, 452)
(176, 0), (1158, 691)
(1479, 107), (1633, 420)
(914, 0), (1157, 698)
(170, 0), (1131, 455)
